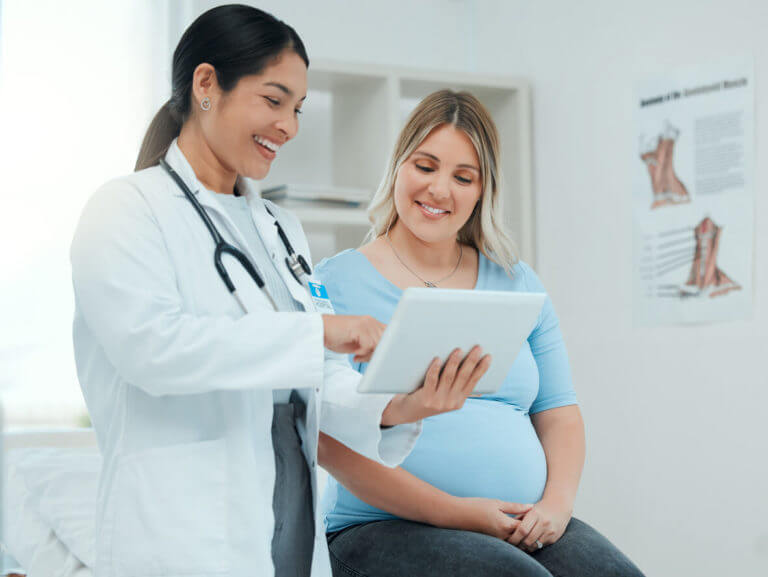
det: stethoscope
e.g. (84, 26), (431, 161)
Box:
(159, 159), (312, 313)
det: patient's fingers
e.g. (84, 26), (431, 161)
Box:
(501, 517), (525, 537)
(437, 348), (463, 392)
(522, 518), (546, 552)
(507, 509), (537, 546)
(422, 357), (442, 393)
(462, 354), (492, 395)
(452, 346), (483, 392)
(499, 501), (533, 517)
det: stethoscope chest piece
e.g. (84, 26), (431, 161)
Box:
(286, 253), (312, 284)
(271, 213), (312, 284)
(159, 158), (311, 312)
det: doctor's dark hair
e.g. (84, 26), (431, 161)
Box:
(135, 4), (308, 171)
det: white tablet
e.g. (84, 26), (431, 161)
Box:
(357, 288), (546, 395)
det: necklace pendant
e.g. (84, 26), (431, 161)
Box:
(424, 281), (437, 288)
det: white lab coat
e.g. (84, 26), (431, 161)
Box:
(70, 141), (421, 577)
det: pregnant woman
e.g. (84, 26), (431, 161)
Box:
(315, 90), (645, 577)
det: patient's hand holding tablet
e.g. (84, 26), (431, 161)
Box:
(380, 344), (491, 426)
(359, 287), (545, 395)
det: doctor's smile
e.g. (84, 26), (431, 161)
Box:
(254, 134), (282, 160)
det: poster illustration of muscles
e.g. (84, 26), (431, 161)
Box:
(633, 59), (754, 325)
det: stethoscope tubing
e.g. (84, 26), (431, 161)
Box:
(159, 159), (302, 313)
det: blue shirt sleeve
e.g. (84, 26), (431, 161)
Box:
(315, 254), (353, 316)
(519, 262), (578, 414)
(315, 252), (365, 372)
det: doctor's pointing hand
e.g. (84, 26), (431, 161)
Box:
(321, 314), (385, 363)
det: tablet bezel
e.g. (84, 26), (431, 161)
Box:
(357, 288), (545, 395)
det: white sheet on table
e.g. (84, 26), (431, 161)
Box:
(3, 448), (99, 574)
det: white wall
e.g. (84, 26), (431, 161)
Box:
(469, 1), (768, 575)
(0, 1), (170, 425)
(191, 0), (477, 70)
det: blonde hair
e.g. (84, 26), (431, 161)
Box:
(366, 89), (518, 272)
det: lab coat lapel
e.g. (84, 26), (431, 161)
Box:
(246, 195), (316, 313)
(163, 143), (271, 305)
(164, 140), (315, 313)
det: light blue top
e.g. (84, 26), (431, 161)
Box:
(216, 194), (300, 403)
(315, 249), (577, 533)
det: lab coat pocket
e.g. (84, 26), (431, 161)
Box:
(111, 439), (230, 576)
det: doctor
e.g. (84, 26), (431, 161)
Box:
(70, 5), (486, 577)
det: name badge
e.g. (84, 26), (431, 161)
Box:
(307, 281), (335, 314)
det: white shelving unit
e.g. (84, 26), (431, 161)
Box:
(261, 60), (534, 265)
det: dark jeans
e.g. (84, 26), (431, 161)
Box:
(327, 517), (644, 577)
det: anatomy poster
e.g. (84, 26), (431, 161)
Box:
(633, 58), (754, 325)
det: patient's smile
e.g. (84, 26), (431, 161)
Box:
(416, 200), (450, 216)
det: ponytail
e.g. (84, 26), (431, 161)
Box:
(134, 101), (181, 171)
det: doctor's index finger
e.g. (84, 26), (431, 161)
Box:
(353, 350), (373, 362)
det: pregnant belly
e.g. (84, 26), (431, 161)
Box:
(399, 400), (547, 505)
